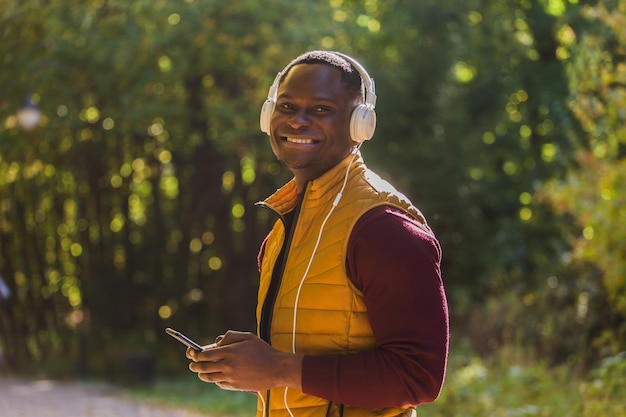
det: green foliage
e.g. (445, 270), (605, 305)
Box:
(0, 0), (623, 390)
(539, 0), (626, 355)
(418, 345), (626, 417)
(421, 356), (582, 416)
(0, 0), (350, 371)
(580, 352), (626, 417)
(360, 0), (582, 313)
(126, 373), (257, 416)
(130, 346), (626, 417)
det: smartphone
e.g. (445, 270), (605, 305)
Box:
(165, 327), (204, 352)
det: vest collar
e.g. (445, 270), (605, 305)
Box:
(258, 151), (365, 216)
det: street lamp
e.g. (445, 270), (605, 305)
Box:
(16, 96), (41, 131)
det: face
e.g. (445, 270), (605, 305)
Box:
(269, 64), (359, 187)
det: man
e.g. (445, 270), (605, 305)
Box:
(187, 50), (449, 417)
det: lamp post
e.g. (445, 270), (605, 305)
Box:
(16, 95), (41, 131)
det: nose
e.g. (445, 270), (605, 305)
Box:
(287, 109), (312, 129)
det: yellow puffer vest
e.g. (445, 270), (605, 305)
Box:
(256, 152), (428, 417)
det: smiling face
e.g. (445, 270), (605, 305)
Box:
(269, 63), (360, 190)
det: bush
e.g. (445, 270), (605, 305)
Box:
(419, 344), (582, 417)
(127, 373), (256, 416)
(128, 344), (626, 417)
(580, 352), (626, 417)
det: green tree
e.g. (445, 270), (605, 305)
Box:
(0, 0), (357, 372)
(0, 0), (618, 378)
(541, 0), (626, 358)
(349, 0), (593, 364)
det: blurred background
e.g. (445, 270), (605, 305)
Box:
(0, 0), (624, 415)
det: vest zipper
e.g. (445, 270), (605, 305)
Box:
(257, 184), (308, 344)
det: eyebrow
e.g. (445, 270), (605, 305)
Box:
(276, 93), (337, 103)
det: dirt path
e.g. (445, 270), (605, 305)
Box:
(0, 377), (209, 417)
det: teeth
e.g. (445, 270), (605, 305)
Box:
(286, 137), (315, 144)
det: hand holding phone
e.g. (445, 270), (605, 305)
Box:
(165, 327), (204, 352)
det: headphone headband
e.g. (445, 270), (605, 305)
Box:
(331, 51), (377, 108)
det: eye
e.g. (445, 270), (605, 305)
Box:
(313, 106), (331, 113)
(277, 103), (296, 112)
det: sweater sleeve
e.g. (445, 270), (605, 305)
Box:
(301, 206), (449, 408)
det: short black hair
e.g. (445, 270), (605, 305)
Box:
(280, 50), (365, 102)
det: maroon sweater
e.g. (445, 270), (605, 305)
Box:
(300, 206), (449, 408)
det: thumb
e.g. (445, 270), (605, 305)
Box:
(216, 330), (255, 346)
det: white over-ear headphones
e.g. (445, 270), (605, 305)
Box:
(259, 51), (377, 143)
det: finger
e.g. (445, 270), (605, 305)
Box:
(189, 360), (213, 373)
(215, 381), (239, 391)
(219, 330), (253, 345)
(189, 354), (224, 373)
(202, 342), (218, 350)
(187, 347), (212, 360)
(191, 346), (225, 364)
(186, 348), (196, 360)
(198, 371), (225, 384)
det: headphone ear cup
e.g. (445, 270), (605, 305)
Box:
(350, 104), (377, 143)
(260, 99), (275, 134)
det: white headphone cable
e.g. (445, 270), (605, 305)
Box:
(283, 144), (362, 417)
(258, 390), (266, 417)
(291, 144), (360, 353)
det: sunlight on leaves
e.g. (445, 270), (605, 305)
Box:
(159, 305), (172, 319)
(110, 213), (125, 233)
(453, 62), (477, 83)
(160, 175), (179, 199)
(222, 170), (235, 193)
(231, 202), (245, 219)
(102, 118), (115, 130)
(167, 13), (180, 25)
(81, 106), (100, 124)
(542, 0), (567, 16)
(333, 9), (348, 22)
(189, 238), (202, 253)
(158, 56), (172, 72)
(467, 10), (483, 25)
(456, 357), (487, 384)
(519, 207), (533, 221)
(241, 156), (256, 185)
(482, 132), (496, 145)
(208, 256), (222, 271)
(541, 143), (558, 162)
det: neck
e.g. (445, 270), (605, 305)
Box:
(292, 146), (360, 193)
(291, 166), (331, 194)
(293, 148), (361, 193)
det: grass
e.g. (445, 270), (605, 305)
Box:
(126, 347), (626, 417)
(418, 355), (581, 416)
(126, 373), (257, 416)
(419, 346), (626, 417)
